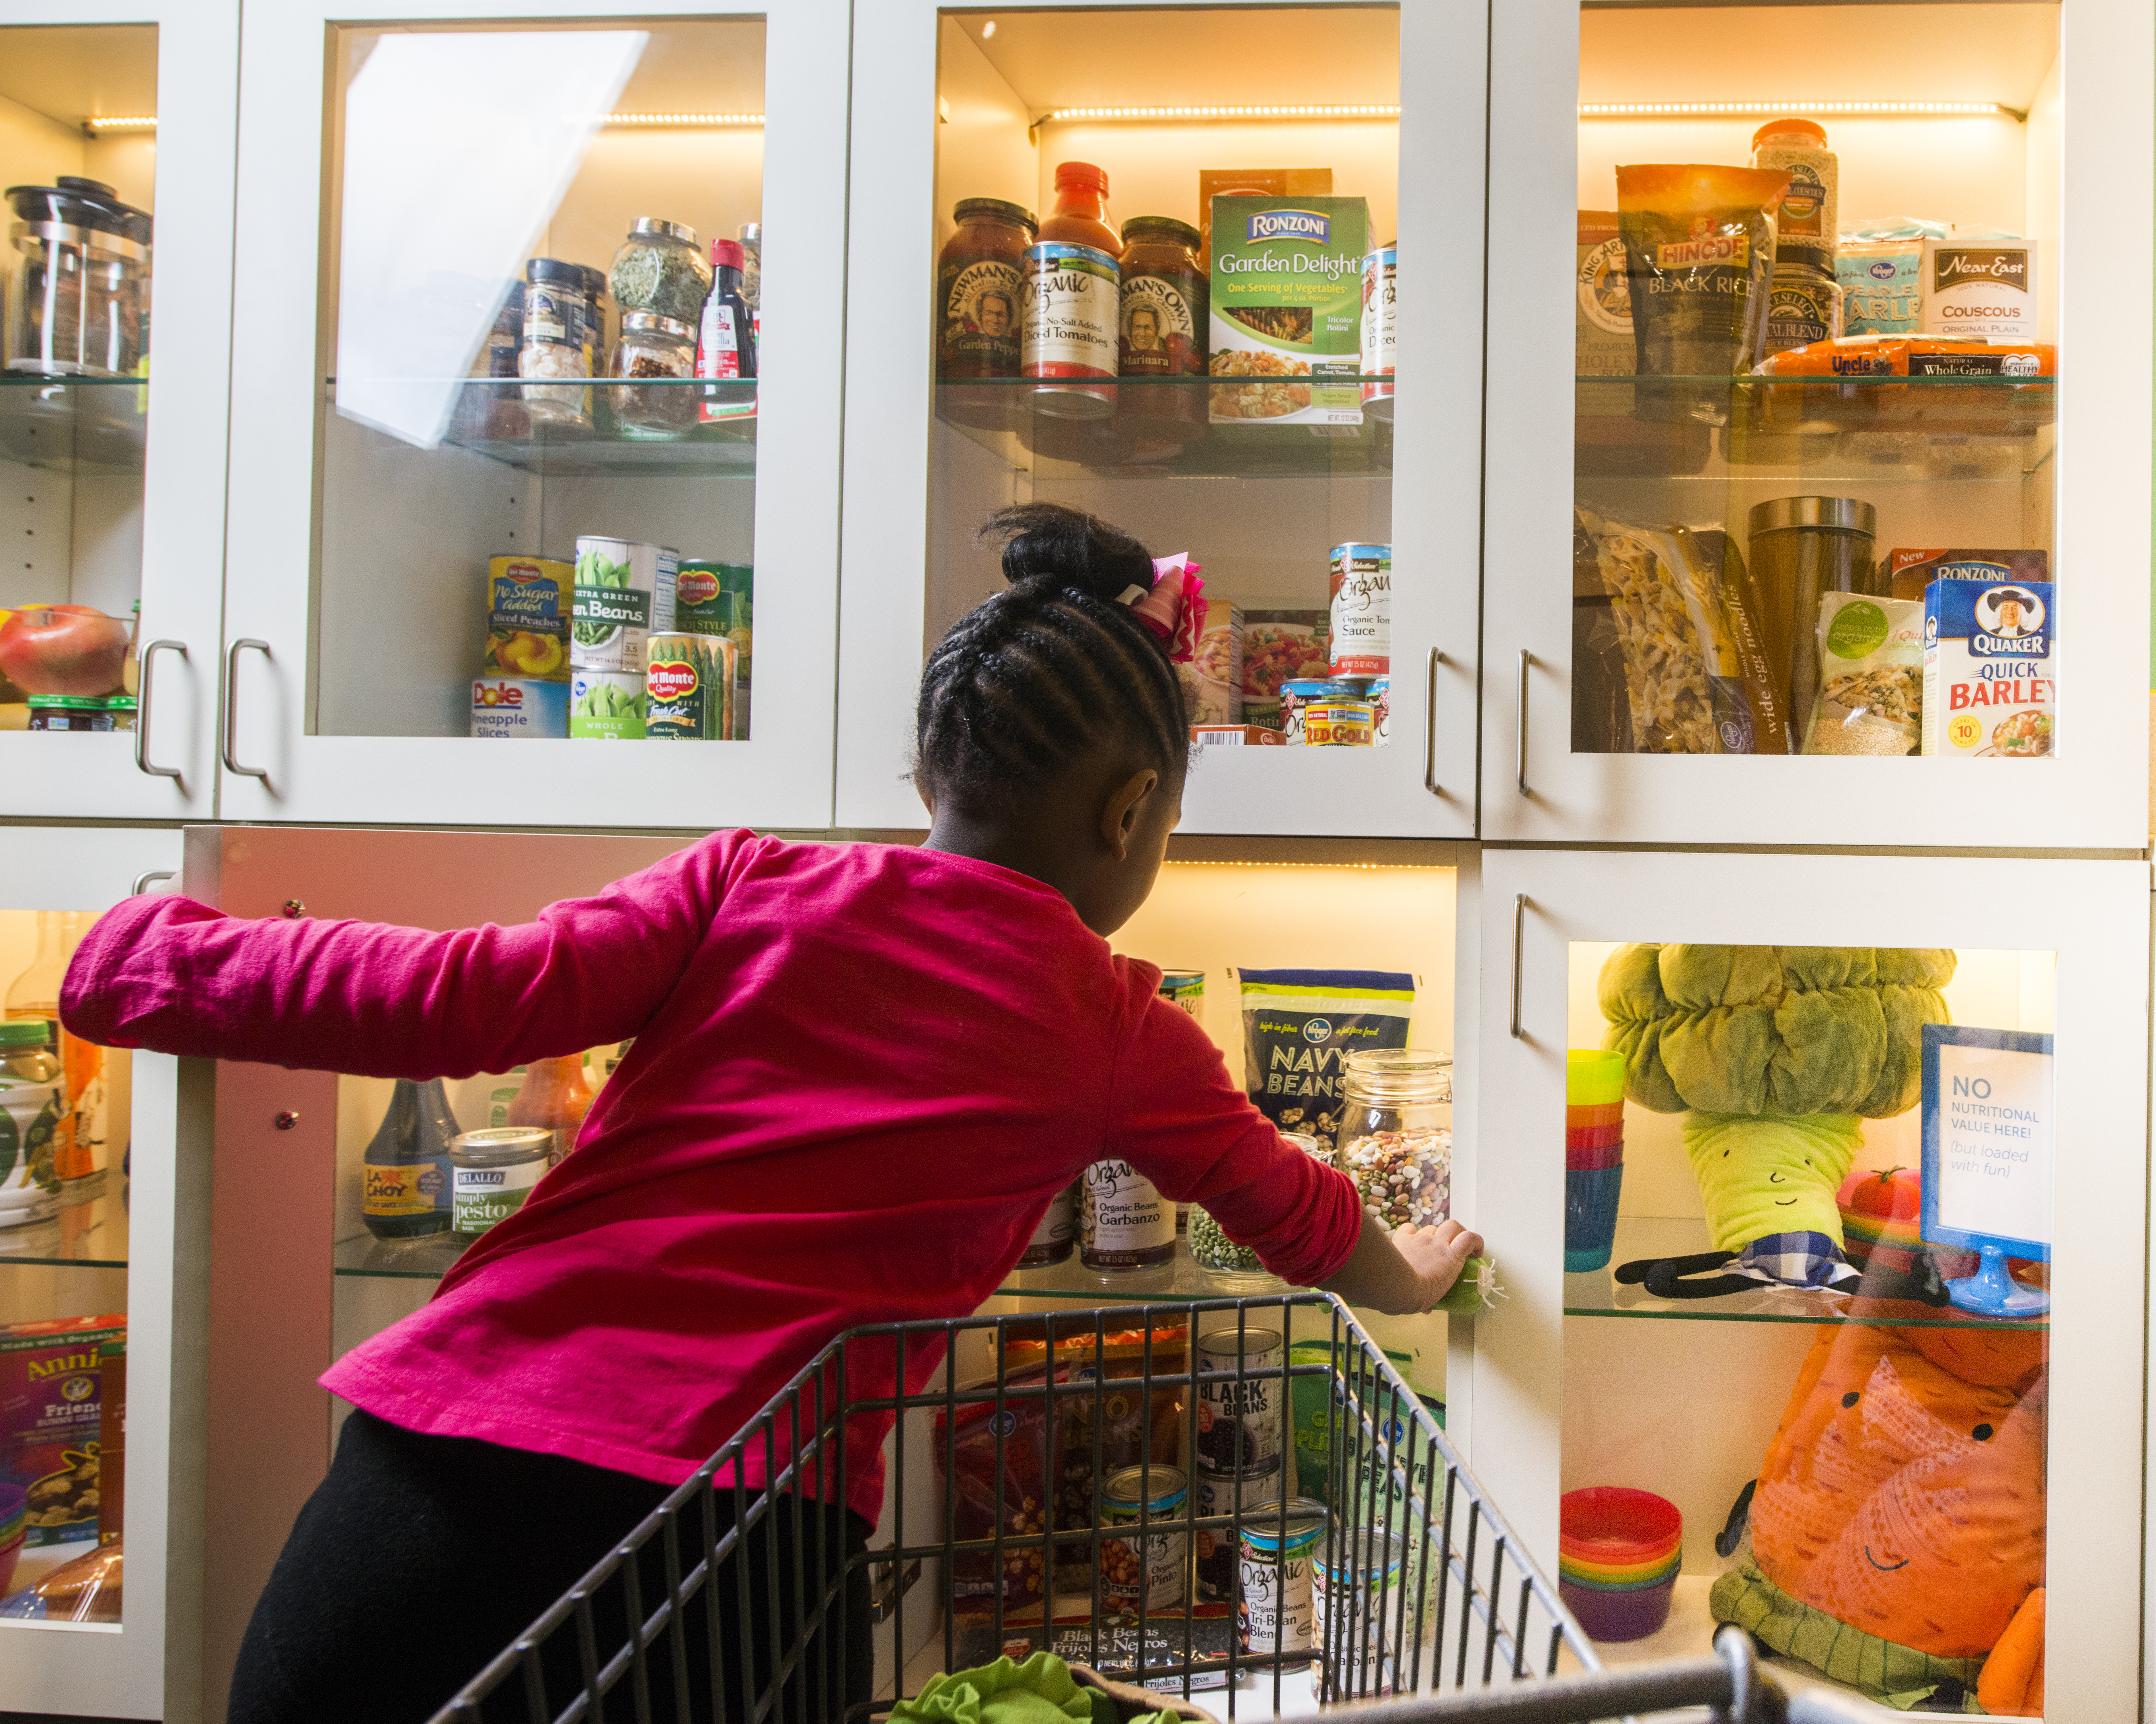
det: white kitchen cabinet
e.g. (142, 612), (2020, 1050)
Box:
(1456, 844), (2145, 1719)
(1480, 0), (2149, 848)
(217, 0), (847, 829)
(0, 3), (233, 819)
(0, 825), (190, 1719)
(835, 0), (1485, 837)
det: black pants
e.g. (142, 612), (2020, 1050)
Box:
(228, 1410), (873, 1724)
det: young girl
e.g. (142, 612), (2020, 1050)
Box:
(63, 504), (1481, 1724)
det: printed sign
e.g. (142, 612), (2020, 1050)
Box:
(1920, 1023), (2054, 1258)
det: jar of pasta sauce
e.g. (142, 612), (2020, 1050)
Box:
(1119, 216), (1205, 431)
(939, 199), (1035, 379)
(1022, 240), (1119, 417)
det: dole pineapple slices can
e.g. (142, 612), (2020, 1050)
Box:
(645, 634), (737, 740)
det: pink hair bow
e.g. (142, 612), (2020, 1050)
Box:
(1119, 553), (1207, 664)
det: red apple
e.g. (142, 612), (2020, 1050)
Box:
(1837, 1165), (1922, 1223)
(0, 606), (129, 696)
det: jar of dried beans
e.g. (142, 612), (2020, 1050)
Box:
(1335, 1050), (1452, 1232)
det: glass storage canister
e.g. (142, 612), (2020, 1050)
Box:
(5, 177), (152, 378)
(610, 218), (712, 327)
(519, 258), (594, 429)
(610, 312), (698, 438)
(1335, 1049), (1452, 1231)
(938, 199), (1035, 380)
(1746, 496), (1880, 736)
(1191, 1131), (1327, 1288)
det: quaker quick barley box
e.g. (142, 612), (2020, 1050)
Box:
(1209, 196), (1369, 427)
(1921, 579), (2055, 759)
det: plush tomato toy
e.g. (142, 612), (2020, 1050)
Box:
(0, 606), (129, 696)
(1837, 1165), (1922, 1223)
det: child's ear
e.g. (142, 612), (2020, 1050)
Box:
(1098, 768), (1158, 861)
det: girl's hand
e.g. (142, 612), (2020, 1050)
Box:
(1393, 1219), (1484, 1311)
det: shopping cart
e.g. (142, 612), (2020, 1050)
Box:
(426, 1294), (1869, 1724)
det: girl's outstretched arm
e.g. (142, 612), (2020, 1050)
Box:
(1320, 1216), (1484, 1315)
(60, 831), (748, 1080)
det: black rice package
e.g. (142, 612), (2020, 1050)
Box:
(1238, 968), (1414, 1140)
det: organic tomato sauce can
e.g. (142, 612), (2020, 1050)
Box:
(1021, 240), (1119, 417)
(1329, 542), (1392, 676)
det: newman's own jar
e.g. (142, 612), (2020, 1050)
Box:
(1119, 215), (1205, 435)
(938, 199), (1035, 379)
(1335, 1050), (1452, 1231)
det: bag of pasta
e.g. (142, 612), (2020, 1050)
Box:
(1801, 592), (1922, 756)
(1573, 508), (1786, 755)
(1617, 164), (1791, 419)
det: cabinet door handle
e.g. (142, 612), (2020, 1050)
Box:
(1515, 649), (1532, 796)
(133, 639), (187, 783)
(131, 870), (174, 897)
(1510, 893), (1528, 1040)
(222, 639), (272, 782)
(1423, 645), (1445, 796)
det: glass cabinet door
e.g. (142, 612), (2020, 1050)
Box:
(0, 10), (232, 819)
(1482, 0), (2149, 847)
(0, 828), (182, 1716)
(1462, 846), (2146, 1719)
(219, 0), (847, 828)
(837, 0), (1484, 837)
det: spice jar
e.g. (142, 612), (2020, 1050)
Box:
(520, 258), (593, 429)
(1117, 216), (1205, 378)
(1746, 496), (1881, 736)
(1335, 1050), (1452, 1232)
(449, 1126), (551, 1236)
(610, 218), (711, 326)
(610, 312), (698, 438)
(938, 199), (1036, 379)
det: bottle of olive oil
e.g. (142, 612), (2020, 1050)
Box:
(361, 1079), (460, 1238)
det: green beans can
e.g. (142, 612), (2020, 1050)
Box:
(570, 536), (679, 676)
(570, 669), (645, 740)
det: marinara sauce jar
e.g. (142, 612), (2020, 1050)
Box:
(1119, 214), (1206, 434)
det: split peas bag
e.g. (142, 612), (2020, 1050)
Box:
(1239, 968), (1414, 1141)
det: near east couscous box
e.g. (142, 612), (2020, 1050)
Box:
(1209, 195), (1369, 427)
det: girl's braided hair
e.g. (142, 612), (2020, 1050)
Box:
(915, 504), (1192, 814)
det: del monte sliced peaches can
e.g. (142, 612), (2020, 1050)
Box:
(481, 555), (571, 680)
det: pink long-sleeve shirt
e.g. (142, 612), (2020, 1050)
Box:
(62, 831), (1361, 1522)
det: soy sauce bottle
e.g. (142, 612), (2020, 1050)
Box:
(696, 238), (758, 427)
(361, 1079), (460, 1238)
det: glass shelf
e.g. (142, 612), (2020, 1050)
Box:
(0, 376), (148, 477)
(334, 1227), (471, 1280)
(936, 376), (1396, 479)
(1565, 1216), (2047, 1330)
(324, 378), (759, 479)
(0, 1179), (129, 1270)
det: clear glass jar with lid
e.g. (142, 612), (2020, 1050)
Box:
(0, 1019), (59, 1085)
(609, 312), (699, 437)
(1190, 1131), (1327, 1289)
(610, 217), (712, 326)
(1335, 1050), (1452, 1231)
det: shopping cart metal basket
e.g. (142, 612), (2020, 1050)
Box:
(427, 1293), (1870, 1724)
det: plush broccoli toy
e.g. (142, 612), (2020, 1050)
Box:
(1598, 944), (1955, 1298)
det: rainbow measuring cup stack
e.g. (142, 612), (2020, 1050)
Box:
(1558, 1486), (1680, 1642)
(1565, 1050), (1625, 1272)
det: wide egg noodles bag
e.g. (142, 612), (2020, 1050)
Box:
(1616, 164), (1790, 414)
(1239, 968), (1414, 1141)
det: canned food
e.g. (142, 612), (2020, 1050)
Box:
(1016, 1179), (1077, 1268)
(1100, 1463), (1187, 1616)
(1240, 1496), (1329, 1654)
(571, 536), (680, 676)
(1314, 1527), (1407, 1697)
(644, 633), (736, 740)
(1021, 240), (1119, 417)
(470, 676), (569, 739)
(1305, 697), (1375, 747)
(1329, 543), (1391, 676)
(1157, 970), (1205, 1017)
(1196, 1324), (1285, 1476)
(449, 1126), (552, 1237)
(1080, 1158), (1175, 1270)
(26, 695), (120, 732)
(1278, 678), (1356, 744)
(1360, 246), (1396, 419)
(569, 669), (646, 740)
(1367, 676), (1391, 746)
(1195, 1463), (1285, 1602)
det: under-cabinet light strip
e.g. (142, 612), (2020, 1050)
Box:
(81, 115), (156, 132)
(606, 111), (764, 126)
(1580, 101), (2009, 117)
(1043, 104), (1399, 121)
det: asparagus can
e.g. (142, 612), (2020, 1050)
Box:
(644, 634), (737, 740)
(1196, 1325), (1285, 1477)
(571, 537), (680, 674)
(569, 669), (645, 740)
